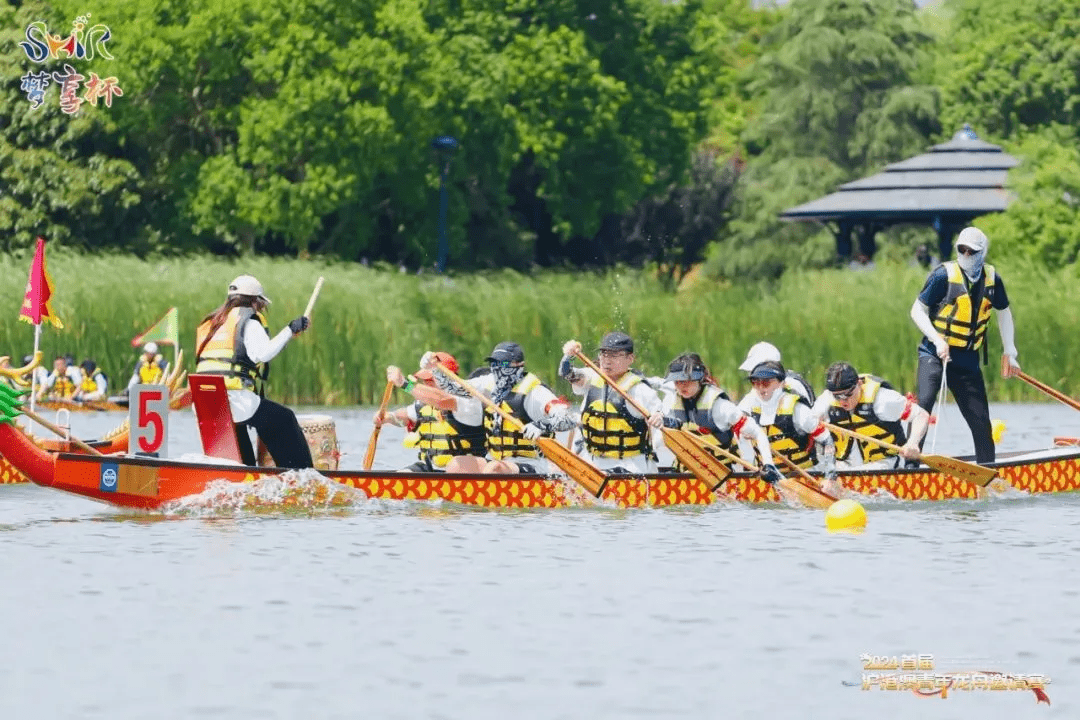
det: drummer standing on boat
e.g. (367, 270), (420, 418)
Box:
(560, 331), (664, 474)
(194, 275), (314, 469)
(470, 341), (575, 474)
(909, 227), (1020, 463)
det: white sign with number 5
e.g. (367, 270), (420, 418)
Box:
(129, 384), (169, 458)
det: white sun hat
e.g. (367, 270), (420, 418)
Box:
(227, 275), (271, 303)
(739, 342), (782, 372)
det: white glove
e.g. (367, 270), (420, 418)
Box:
(419, 351), (436, 369)
(522, 422), (545, 440)
(932, 336), (950, 361)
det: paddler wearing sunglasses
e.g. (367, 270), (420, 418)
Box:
(812, 361), (930, 470)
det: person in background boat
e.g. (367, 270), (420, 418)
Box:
(194, 275), (313, 469)
(126, 342), (168, 392)
(910, 226), (1019, 464)
(376, 352), (487, 473)
(738, 341), (816, 405)
(72, 359), (108, 402)
(38, 354), (83, 402)
(813, 362), (930, 471)
(470, 341), (575, 474)
(559, 332), (664, 474)
(24, 354), (49, 395)
(738, 360), (835, 474)
(660, 352), (782, 483)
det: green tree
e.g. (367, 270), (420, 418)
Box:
(705, 0), (940, 281)
(938, 0), (1080, 140)
(0, 1), (147, 253)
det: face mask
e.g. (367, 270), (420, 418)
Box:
(957, 249), (985, 280)
(492, 365), (526, 404)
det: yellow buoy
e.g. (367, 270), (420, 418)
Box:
(825, 498), (867, 532)
(991, 419), (1006, 444)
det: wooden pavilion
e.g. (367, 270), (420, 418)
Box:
(780, 125), (1018, 262)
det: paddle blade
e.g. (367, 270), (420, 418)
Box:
(921, 454), (997, 487)
(537, 437), (607, 498)
(662, 428), (731, 491)
(777, 477), (835, 510)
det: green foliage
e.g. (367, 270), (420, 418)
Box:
(705, 0), (941, 282)
(977, 127), (1080, 266)
(938, 0), (1080, 139)
(0, 1), (148, 253)
(0, 252), (1072, 405)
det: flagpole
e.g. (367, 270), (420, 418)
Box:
(29, 323), (40, 414)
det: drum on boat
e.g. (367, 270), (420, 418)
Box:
(297, 414), (340, 471)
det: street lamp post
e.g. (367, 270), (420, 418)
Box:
(431, 135), (459, 273)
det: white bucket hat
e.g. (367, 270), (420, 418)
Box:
(739, 342), (782, 372)
(143, 342), (158, 354)
(227, 275), (271, 303)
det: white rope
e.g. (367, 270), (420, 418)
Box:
(929, 359), (949, 453)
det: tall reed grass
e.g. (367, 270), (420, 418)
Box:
(0, 250), (1074, 406)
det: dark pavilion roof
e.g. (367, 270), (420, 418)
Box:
(780, 126), (1019, 223)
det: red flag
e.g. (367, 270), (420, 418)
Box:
(18, 237), (63, 328)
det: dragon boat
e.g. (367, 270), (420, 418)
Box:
(0, 357), (191, 485)
(2, 416), (1079, 509)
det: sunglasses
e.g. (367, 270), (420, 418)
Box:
(489, 360), (518, 369)
(956, 245), (979, 256)
(833, 388), (858, 401)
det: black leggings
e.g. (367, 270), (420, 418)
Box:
(234, 397), (314, 469)
(916, 355), (994, 463)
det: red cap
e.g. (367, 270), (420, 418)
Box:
(415, 352), (458, 381)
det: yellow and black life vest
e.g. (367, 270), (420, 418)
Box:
(748, 391), (815, 468)
(80, 371), (107, 393)
(581, 374), (651, 459)
(195, 308), (269, 392)
(51, 371), (76, 398)
(136, 355), (166, 384)
(826, 375), (907, 464)
(931, 261), (997, 351)
(413, 402), (487, 468)
(484, 372), (552, 459)
(668, 385), (738, 470)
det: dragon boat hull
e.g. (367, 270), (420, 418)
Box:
(3, 424), (1080, 509)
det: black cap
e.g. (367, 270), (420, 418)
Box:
(826, 362), (859, 392)
(748, 360), (786, 381)
(21, 355), (32, 365)
(80, 359), (96, 373)
(486, 341), (525, 364)
(597, 331), (634, 353)
(666, 358), (705, 382)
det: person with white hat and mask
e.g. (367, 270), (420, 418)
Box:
(195, 275), (314, 468)
(125, 341), (168, 391)
(737, 341), (816, 405)
(909, 226), (1019, 463)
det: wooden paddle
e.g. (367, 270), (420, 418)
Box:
(700, 437), (837, 509)
(823, 421), (997, 487)
(304, 276), (325, 320)
(364, 380), (396, 471)
(435, 362), (609, 498)
(23, 408), (105, 456)
(1005, 358), (1080, 413)
(569, 351), (731, 491)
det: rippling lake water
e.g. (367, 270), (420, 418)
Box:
(1, 403), (1077, 719)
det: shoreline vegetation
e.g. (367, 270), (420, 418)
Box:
(2, 251), (1075, 406)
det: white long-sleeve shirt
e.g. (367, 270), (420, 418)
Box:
(228, 319), (294, 422)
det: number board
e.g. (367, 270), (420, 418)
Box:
(129, 384), (169, 458)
